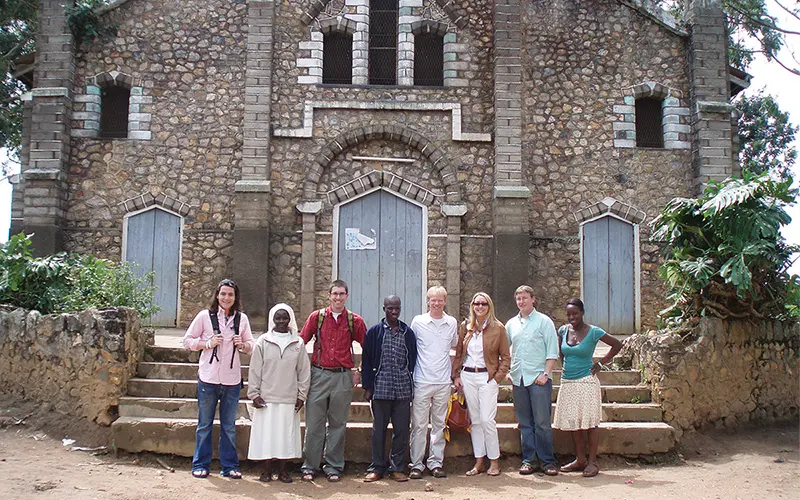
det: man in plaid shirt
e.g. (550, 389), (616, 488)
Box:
(361, 295), (418, 483)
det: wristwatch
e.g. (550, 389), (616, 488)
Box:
(543, 372), (550, 379)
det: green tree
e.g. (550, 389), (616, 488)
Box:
(652, 172), (799, 323)
(735, 91), (798, 179)
(661, 0), (799, 74)
(1, 0), (37, 156)
(1, 0), (117, 157)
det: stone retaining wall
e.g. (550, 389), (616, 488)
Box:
(0, 306), (149, 425)
(624, 318), (799, 437)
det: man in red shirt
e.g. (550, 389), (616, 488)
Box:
(299, 280), (367, 482)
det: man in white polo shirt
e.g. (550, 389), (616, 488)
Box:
(408, 286), (458, 479)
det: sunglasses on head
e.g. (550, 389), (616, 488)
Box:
(219, 279), (237, 287)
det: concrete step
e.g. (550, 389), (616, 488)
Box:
(125, 378), (651, 403)
(136, 361), (642, 385)
(111, 416), (676, 460)
(118, 397), (663, 423)
(144, 346), (618, 371)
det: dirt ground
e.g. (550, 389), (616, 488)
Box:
(0, 402), (798, 500)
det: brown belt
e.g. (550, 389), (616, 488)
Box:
(462, 366), (488, 373)
(312, 364), (349, 373)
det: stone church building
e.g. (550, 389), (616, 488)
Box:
(10, 0), (746, 329)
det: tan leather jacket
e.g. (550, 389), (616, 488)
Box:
(451, 319), (511, 384)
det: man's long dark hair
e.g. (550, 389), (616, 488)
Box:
(209, 279), (242, 314)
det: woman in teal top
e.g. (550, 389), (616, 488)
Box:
(553, 298), (622, 477)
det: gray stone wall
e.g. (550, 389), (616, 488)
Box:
(624, 318), (800, 437)
(521, 0), (693, 327)
(41, 0), (709, 329)
(0, 306), (148, 425)
(64, 0), (248, 323)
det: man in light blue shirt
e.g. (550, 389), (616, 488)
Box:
(505, 285), (559, 476)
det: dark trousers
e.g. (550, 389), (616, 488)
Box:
(368, 399), (411, 474)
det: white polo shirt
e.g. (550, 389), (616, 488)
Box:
(410, 312), (458, 384)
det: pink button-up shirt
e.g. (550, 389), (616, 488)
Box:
(182, 309), (255, 386)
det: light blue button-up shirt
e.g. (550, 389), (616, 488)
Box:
(505, 309), (559, 387)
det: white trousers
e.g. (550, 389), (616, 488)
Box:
(461, 370), (500, 460)
(409, 382), (451, 471)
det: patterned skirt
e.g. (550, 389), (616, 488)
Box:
(553, 374), (602, 431)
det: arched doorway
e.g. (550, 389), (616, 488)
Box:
(333, 188), (427, 326)
(581, 214), (638, 334)
(123, 206), (182, 326)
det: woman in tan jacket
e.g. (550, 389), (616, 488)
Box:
(452, 292), (510, 477)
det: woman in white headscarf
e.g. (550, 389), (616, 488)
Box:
(247, 303), (311, 483)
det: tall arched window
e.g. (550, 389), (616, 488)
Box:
(635, 97), (664, 148)
(369, 0), (398, 85)
(100, 85), (130, 139)
(414, 32), (444, 87)
(323, 31), (353, 84)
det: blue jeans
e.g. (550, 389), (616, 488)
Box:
(512, 377), (555, 466)
(193, 379), (240, 472)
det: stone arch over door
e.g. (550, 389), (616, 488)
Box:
(303, 124), (463, 203)
(296, 125), (467, 318)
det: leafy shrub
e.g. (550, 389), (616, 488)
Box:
(651, 172), (799, 323)
(65, 0), (118, 46)
(0, 233), (158, 317)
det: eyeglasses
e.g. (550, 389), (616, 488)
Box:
(472, 302), (489, 307)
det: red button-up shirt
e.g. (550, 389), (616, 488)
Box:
(299, 306), (367, 369)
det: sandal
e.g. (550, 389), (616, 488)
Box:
(543, 463), (559, 476)
(279, 471), (293, 484)
(487, 467), (501, 476)
(301, 472), (316, 482)
(561, 460), (587, 473)
(519, 463), (535, 475)
(582, 463), (599, 477)
(465, 467), (483, 476)
(259, 471), (272, 482)
(327, 473), (341, 482)
(221, 468), (243, 479)
(192, 468), (209, 479)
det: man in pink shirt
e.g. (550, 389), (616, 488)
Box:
(182, 279), (255, 479)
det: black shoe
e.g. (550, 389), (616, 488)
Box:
(409, 469), (424, 480)
(431, 467), (447, 478)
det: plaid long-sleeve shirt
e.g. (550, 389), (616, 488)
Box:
(372, 322), (413, 401)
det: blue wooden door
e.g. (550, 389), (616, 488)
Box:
(583, 216), (635, 334)
(125, 208), (181, 326)
(338, 190), (424, 327)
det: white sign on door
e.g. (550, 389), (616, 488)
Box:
(345, 228), (377, 250)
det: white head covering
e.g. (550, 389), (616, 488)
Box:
(267, 303), (298, 335)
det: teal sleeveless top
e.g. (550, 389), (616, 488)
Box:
(558, 325), (606, 380)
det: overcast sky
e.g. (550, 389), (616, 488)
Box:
(1, 2), (798, 275)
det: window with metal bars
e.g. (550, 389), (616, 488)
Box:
(635, 97), (664, 148)
(100, 86), (130, 139)
(323, 32), (353, 84)
(369, 0), (397, 85)
(414, 32), (443, 87)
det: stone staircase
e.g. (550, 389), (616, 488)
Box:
(111, 339), (676, 461)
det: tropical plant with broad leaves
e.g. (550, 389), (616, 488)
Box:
(651, 171), (799, 323)
(0, 232), (159, 316)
